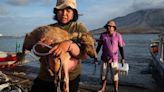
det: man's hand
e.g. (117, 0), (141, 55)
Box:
(121, 59), (125, 67)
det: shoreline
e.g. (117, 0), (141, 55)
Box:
(1, 68), (160, 92)
(0, 71), (153, 92)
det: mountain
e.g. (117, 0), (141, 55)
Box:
(91, 8), (164, 34)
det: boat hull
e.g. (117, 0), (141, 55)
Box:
(0, 51), (19, 68)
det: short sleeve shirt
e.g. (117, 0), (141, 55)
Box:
(99, 31), (125, 63)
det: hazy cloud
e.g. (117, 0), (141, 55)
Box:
(6, 0), (53, 6)
(7, 0), (30, 6)
(1, 0), (164, 36)
(0, 5), (8, 16)
(78, 0), (133, 30)
(43, 0), (52, 4)
(132, 0), (164, 11)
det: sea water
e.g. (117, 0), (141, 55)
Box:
(81, 34), (159, 90)
(0, 34), (159, 89)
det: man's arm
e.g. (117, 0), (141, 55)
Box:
(119, 46), (125, 66)
(94, 40), (102, 63)
(96, 42), (102, 54)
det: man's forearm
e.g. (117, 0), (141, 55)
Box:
(119, 47), (124, 59)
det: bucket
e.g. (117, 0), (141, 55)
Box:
(118, 63), (129, 76)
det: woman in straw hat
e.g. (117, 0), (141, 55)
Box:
(29, 0), (88, 92)
(95, 20), (125, 92)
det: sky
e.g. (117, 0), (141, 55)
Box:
(0, 0), (164, 36)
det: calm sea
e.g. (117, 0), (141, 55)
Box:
(0, 34), (159, 90)
(82, 34), (158, 88)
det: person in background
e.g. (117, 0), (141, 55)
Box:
(94, 20), (125, 92)
(29, 0), (88, 92)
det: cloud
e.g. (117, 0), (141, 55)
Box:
(80, 5), (122, 30)
(131, 0), (164, 11)
(119, 0), (164, 17)
(78, 0), (164, 30)
(6, 0), (53, 6)
(7, 0), (30, 6)
(1, 0), (164, 35)
(0, 5), (8, 16)
(0, 16), (54, 36)
(42, 0), (52, 5)
(78, 0), (132, 30)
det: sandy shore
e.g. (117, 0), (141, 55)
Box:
(0, 70), (152, 92)
(79, 84), (151, 92)
(1, 64), (164, 92)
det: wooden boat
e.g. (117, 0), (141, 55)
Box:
(0, 51), (29, 68)
(0, 51), (17, 68)
(149, 34), (164, 86)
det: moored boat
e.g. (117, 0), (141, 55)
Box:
(0, 51), (29, 68)
(0, 51), (17, 68)
(149, 33), (164, 86)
